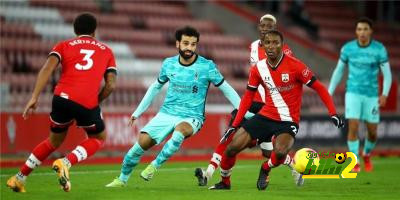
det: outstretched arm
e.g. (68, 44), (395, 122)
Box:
(328, 59), (346, 95)
(23, 55), (59, 119)
(131, 81), (165, 118)
(231, 87), (257, 127)
(309, 79), (344, 128)
(217, 81), (255, 119)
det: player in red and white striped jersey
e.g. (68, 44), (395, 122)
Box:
(218, 30), (344, 190)
(196, 14), (301, 190)
(6, 13), (117, 193)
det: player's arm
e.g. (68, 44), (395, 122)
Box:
(131, 80), (165, 120)
(379, 46), (392, 107)
(130, 62), (169, 122)
(308, 77), (344, 128)
(98, 71), (117, 103)
(22, 55), (59, 119)
(216, 81), (255, 119)
(328, 59), (346, 95)
(230, 67), (261, 128)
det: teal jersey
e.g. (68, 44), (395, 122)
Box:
(157, 55), (224, 121)
(340, 39), (388, 96)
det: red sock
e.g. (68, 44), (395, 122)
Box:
(220, 154), (236, 185)
(66, 138), (103, 165)
(222, 176), (231, 185)
(262, 151), (286, 171)
(20, 138), (56, 176)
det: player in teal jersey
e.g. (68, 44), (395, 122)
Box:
(106, 26), (250, 187)
(328, 17), (392, 172)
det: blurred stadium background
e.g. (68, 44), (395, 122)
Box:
(1, 0), (399, 166)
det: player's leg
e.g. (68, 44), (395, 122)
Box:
(361, 95), (379, 172)
(258, 132), (295, 190)
(107, 113), (169, 186)
(195, 131), (235, 186)
(7, 95), (72, 193)
(148, 117), (201, 173)
(196, 110), (239, 186)
(209, 127), (253, 190)
(345, 92), (362, 172)
(52, 105), (106, 192)
(106, 132), (156, 187)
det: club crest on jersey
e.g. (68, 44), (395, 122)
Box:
(282, 73), (289, 83)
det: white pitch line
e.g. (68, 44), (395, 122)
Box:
(0, 165), (255, 177)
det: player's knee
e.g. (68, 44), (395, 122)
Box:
(274, 146), (289, 159)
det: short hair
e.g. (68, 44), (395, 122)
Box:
(356, 17), (373, 29)
(73, 13), (97, 35)
(175, 26), (200, 42)
(264, 30), (284, 42)
(260, 14), (277, 24)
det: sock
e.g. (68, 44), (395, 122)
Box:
(262, 151), (285, 171)
(207, 153), (222, 179)
(119, 142), (145, 182)
(363, 139), (376, 156)
(347, 140), (360, 162)
(221, 169), (232, 185)
(219, 154), (236, 185)
(65, 138), (104, 166)
(151, 131), (185, 168)
(20, 138), (56, 177)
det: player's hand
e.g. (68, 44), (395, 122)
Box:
(22, 97), (38, 120)
(331, 114), (344, 128)
(128, 115), (137, 126)
(220, 126), (237, 143)
(379, 95), (387, 107)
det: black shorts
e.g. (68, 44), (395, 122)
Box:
(242, 114), (299, 143)
(228, 101), (264, 127)
(50, 95), (105, 134)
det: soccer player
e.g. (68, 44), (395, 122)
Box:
(105, 26), (246, 187)
(6, 13), (117, 193)
(195, 14), (301, 190)
(328, 17), (392, 172)
(214, 30), (344, 190)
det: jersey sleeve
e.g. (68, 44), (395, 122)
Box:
(339, 45), (348, 64)
(157, 60), (169, 84)
(247, 66), (262, 90)
(49, 41), (64, 61)
(208, 61), (224, 86)
(106, 50), (117, 74)
(296, 61), (315, 86)
(378, 45), (389, 64)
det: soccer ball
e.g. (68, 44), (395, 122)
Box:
(335, 153), (346, 164)
(293, 148), (320, 174)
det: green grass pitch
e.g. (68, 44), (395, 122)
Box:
(2, 158), (400, 200)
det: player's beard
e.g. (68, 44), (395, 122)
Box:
(179, 49), (194, 60)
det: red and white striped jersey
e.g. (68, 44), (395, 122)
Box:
(247, 55), (314, 124)
(249, 39), (294, 103)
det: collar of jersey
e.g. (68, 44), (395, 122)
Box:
(78, 35), (93, 38)
(356, 39), (372, 48)
(178, 54), (198, 67)
(267, 53), (284, 70)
